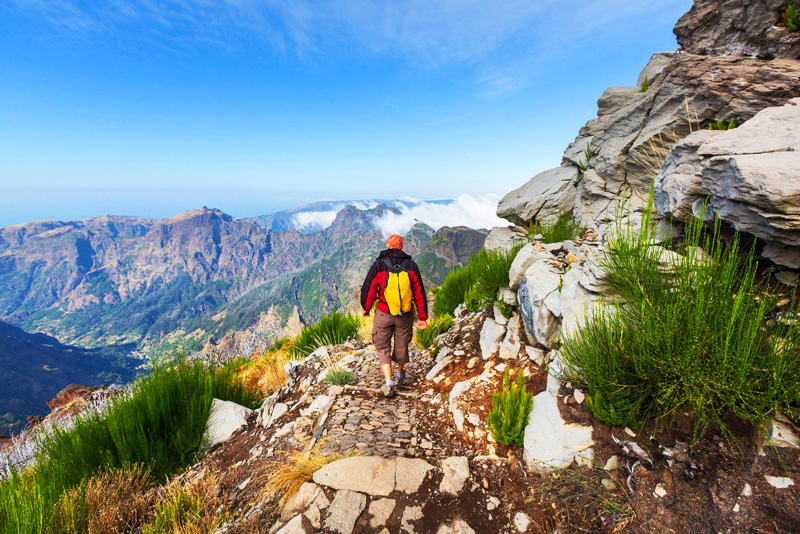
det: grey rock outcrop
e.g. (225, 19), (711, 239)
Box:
(674, 0), (800, 59)
(497, 166), (579, 226)
(655, 98), (800, 266)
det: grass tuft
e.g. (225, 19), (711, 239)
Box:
(414, 314), (453, 349)
(325, 367), (357, 386)
(528, 211), (585, 244)
(784, 0), (800, 31)
(432, 247), (522, 316)
(256, 450), (351, 509)
(289, 312), (361, 359)
(708, 119), (738, 131)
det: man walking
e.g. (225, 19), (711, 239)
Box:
(361, 234), (428, 397)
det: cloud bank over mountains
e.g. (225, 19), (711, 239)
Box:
(289, 194), (505, 236)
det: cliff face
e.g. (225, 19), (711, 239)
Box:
(0, 204), (486, 349)
(497, 0), (800, 269)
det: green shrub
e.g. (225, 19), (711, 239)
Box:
(708, 119), (738, 130)
(561, 198), (800, 437)
(289, 311), (361, 359)
(486, 370), (534, 447)
(432, 247), (521, 316)
(785, 0), (800, 31)
(324, 367), (356, 386)
(495, 300), (514, 319)
(638, 74), (658, 92)
(528, 211), (585, 244)
(0, 362), (260, 534)
(414, 314), (453, 349)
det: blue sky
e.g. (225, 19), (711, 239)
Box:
(0, 0), (691, 226)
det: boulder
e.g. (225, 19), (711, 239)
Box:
(517, 260), (563, 348)
(325, 490), (366, 534)
(439, 456), (470, 496)
(312, 456), (395, 497)
(637, 51), (676, 87)
(497, 166), (579, 226)
(484, 226), (526, 253)
(202, 399), (253, 449)
(479, 318), (505, 359)
(674, 0), (800, 59)
(508, 243), (554, 290)
(654, 130), (723, 219)
(655, 98), (800, 267)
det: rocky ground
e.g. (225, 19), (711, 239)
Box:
(183, 293), (799, 534)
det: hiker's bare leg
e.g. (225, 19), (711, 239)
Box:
(397, 363), (405, 376)
(381, 363), (392, 383)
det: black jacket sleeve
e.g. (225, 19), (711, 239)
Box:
(360, 260), (380, 310)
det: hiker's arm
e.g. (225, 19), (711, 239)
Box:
(408, 262), (428, 321)
(360, 261), (380, 313)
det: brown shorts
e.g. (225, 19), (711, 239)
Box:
(372, 309), (414, 365)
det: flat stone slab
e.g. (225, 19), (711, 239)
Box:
(395, 457), (435, 493)
(313, 456), (396, 497)
(325, 490), (367, 534)
(439, 456), (470, 496)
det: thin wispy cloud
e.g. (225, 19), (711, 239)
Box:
(8, 0), (687, 94)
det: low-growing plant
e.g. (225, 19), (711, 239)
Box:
(237, 349), (290, 396)
(325, 366), (357, 386)
(289, 311), (361, 359)
(414, 314), (453, 349)
(495, 300), (514, 319)
(52, 464), (155, 533)
(561, 195), (800, 438)
(528, 211), (585, 244)
(784, 0), (800, 31)
(142, 470), (227, 534)
(708, 119), (738, 130)
(486, 370), (534, 447)
(577, 143), (593, 171)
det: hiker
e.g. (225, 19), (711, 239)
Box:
(360, 234), (428, 397)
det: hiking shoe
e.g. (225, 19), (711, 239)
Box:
(380, 383), (396, 398)
(393, 372), (406, 387)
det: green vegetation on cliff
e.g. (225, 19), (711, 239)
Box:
(0, 362), (260, 533)
(561, 204), (800, 436)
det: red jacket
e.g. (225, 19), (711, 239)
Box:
(360, 249), (428, 320)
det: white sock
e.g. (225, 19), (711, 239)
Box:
(386, 379), (395, 387)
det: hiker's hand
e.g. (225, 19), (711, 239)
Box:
(363, 310), (370, 317)
(417, 319), (427, 330)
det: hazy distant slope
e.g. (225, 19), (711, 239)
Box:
(0, 320), (140, 435)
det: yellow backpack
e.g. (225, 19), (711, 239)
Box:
(382, 258), (413, 316)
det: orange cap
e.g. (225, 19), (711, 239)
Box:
(387, 234), (403, 249)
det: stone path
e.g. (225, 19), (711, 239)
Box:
(317, 349), (430, 458)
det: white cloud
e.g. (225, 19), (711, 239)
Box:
(375, 194), (506, 236)
(291, 210), (339, 231)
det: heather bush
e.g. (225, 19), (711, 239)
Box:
(486, 370), (534, 447)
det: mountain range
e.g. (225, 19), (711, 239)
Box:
(0, 200), (487, 354)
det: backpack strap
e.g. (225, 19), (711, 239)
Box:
(381, 257), (410, 272)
